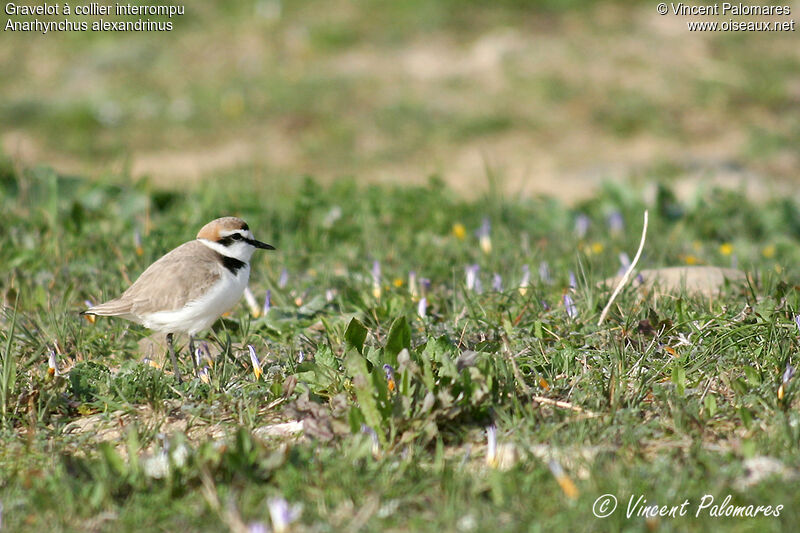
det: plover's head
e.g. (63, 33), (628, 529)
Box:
(197, 217), (274, 262)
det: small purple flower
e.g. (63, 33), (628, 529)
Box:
(476, 218), (492, 254)
(783, 363), (795, 384)
(492, 273), (502, 292)
(408, 270), (418, 298)
(563, 293), (578, 319)
(608, 211), (624, 235)
(417, 297), (428, 319)
(133, 228), (143, 255)
(297, 350), (305, 364)
(83, 300), (96, 323)
(617, 252), (631, 277)
(47, 347), (60, 376)
(465, 264), (481, 293)
(248, 345), (263, 380)
(574, 214), (590, 239)
(244, 287), (260, 317)
(361, 424), (380, 456)
(278, 268), (289, 288)
(194, 347), (204, 368)
(262, 289), (272, 315)
(541, 300), (551, 311)
(198, 342), (212, 365)
(267, 496), (302, 533)
(795, 315), (800, 335)
(568, 271), (577, 290)
(248, 522), (269, 533)
(518, 264), (530, 295)
(371, 260), (381, 284)
(548, 457), (565, 478)
(372, 260), (382, 298)
(419, 278), (431, 295)
(539, 261), (552, 285)
(383, 364), (396, 392)
(485, 424), (497, 466)
(477, 218), (491, 239)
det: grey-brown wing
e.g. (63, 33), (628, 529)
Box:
(83, 297), (134, 317)
(120, 240), (223, 315)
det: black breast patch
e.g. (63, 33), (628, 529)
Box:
(218, 254), (247, 275)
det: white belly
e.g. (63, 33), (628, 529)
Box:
(141, 265), (250, 335)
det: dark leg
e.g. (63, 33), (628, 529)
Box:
(167, 332), (182, 383)
(189, 335), (198, 376)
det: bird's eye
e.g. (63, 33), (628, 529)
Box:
(231, 233), (243, 240)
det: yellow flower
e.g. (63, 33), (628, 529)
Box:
(590, 242), (604, 254)
(452, 223), (466, 240)
(684, 255), (699, 265)
(775, 264), (783, 274)
(719, 243), (733, 256)
(393, 278), (404, 288)
(763, 245), (776, 258)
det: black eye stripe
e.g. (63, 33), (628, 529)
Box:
(217, 233), (248, 246)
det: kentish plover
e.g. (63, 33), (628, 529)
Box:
(82, 216), (274, 381)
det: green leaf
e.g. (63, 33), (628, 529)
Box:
(672, 365), (686, 395)
(315, 345), (337, 369)
(348, 405), (366, 433)
(731, 377), (749, 396)
(534, 320), (543, 339)
(743, 366), (761, 386)
(99, 441), (127, 477)
(1, 304), (18, 427)
(344, 351), (386, 445)
(704, 394), (717, 417)
(738, 406), (753, 429)
(344, 317), (368, 354)
(126, 428), (141, 476)
(384, 315), (411, 366)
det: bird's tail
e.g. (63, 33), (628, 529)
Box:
(82, 298), (133, 317)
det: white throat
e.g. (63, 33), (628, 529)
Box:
(198, 238), (255, 263)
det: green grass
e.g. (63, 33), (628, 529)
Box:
(2, 159), (800, 531)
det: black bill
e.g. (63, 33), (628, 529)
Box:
(248, 238), (275, 250)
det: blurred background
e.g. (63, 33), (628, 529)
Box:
(2, 0), (799, 202)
